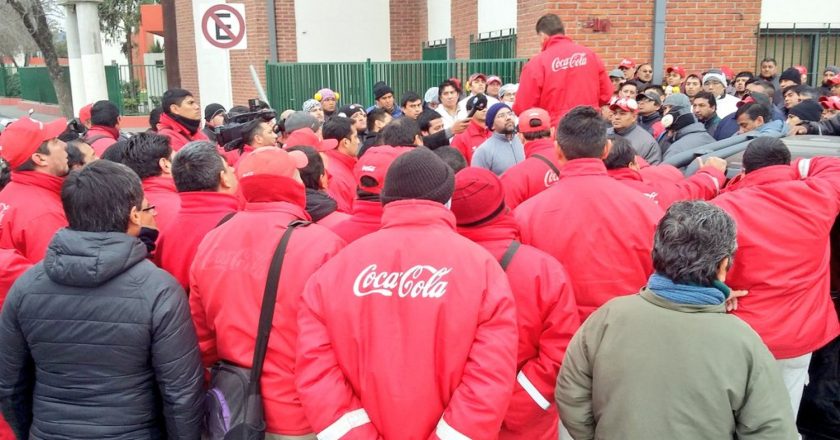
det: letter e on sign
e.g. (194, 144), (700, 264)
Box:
(201, 4), (248, 50)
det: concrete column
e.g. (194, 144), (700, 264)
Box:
(60, 1), (86, 115)
(75, 0), (109, 103)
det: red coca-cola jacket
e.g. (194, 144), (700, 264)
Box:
(514, 159), (664, 321)
(451, 119), (491, 164)
(324, 149), (357, 213)
(330, 199), (384, 244)
(157, 113), (208, 152)
(500, 138), (561, 210)
(0, 171), (67, 262)
(296, 200), (518, 440)
(458, 214), (580, 440)
(608, 165), (724, 208)
(513, 35), (613, 127)
(190, 201), (345, 435)
(84, 125), (119, 157)
(712, 157), (840, 359)
(154, 191), (238, 292)
(141, 176), (180, 234)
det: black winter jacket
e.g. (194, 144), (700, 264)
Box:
(0, 229), (204, 439)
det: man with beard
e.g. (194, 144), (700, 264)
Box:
(157, 88), (208, 151)
(472, 103), (525, 175)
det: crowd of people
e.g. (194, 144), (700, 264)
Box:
(0, 12), (839, 440)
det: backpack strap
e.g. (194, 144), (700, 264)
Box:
(531, 154), (560, 176)
(247, 220), (311, 395)
(83, 134), (110, 145)
(499, 240), (521, 271)
(215, 212), (236, 228)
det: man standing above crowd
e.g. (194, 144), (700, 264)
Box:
(157, 88), (208, 151)
(514, 14), (613, 126)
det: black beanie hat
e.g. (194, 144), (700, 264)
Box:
(381, 147), (455, 206)
(374, 82), (394, 100)
(204, 103), (226, 122)
(789, 100), (823, 122)
(780, 67), (802, 85)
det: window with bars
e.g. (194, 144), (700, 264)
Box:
(470, 28), (517, 60)
(756, 24), (840, 86)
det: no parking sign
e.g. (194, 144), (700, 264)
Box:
(200, 3), (247, 50)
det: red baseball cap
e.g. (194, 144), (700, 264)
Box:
(353, 146), (412, 195)
(666, 66), (686, 77)
(518, 108), (551, 133)
(468, 73), (487, 83)
(720, 66), (734, 80)
(820, 96), (840, 110)
(486, 75), (502, 85)
(78, 103), (93, 125)
(609, 98), (639, 113)
(619, 58), (636, 69)
(451, 167), (507, 227)
(794, 65), (808, 76)
(0, 116), (67, 169)
(283, 127), (338, 152)
(236, 146), (308, 180)
(827, 76), (840, 86)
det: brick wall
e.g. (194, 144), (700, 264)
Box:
(516, 0), (761, 78)
(276, 0), (297, 62)
(175, 1), (199, 100)
(229, 0), (270, 105)
(452, 0), (478, 59)
(390, 0), (425, 60)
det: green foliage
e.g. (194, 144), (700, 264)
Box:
(148, 40), (164, 53)
(6, 72), (21, 97)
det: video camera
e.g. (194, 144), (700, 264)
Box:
(217, 98), (278, 152)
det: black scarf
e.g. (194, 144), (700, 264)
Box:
(170, 113), (201, 135)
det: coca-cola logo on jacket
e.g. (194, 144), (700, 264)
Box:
(551, 52), (588, 72)
(353, 264), (452, 298)
(543, 170), (559, 188)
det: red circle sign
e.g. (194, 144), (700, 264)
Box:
(202, 4), (245, 49)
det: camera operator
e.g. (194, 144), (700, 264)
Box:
(217, 99), (279, 166)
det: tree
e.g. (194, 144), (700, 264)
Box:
(0, 4), (39, 68)
(3, 0), (72, 117)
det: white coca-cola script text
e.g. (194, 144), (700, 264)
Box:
(353, 264), (452, 298)
(551, 52), (588, 72)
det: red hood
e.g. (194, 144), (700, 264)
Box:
(10, 171), (63, 195)
(381, 199), (456, 231)
(541, 34), (573, 52)
(457, 212), (520, 244)
(559, 158), (609, 178)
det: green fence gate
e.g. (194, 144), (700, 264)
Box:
(470, 29), (517, 59)
(756, 23), (840, 86)
(17, 66), (70, 104)
(266, 58), (526, 110)
(0, 67), (7, 97)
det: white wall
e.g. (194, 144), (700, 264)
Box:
(101, 34), (129, 66)
(477, 0), (516, 34)
(295, 0), (391, 62)
(427, 0), (451, 41)
(761, 0), (840, 25)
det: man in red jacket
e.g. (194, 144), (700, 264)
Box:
(451, 167), (580, 440)
(190, 147), (345, 438)
(711, 137), (840, 419)
(154, 141), (238, 292)
(321, 116), (360, 213)
(118, 132), (180, 235)
(451, 94), (491, 164)
(513, 14), (613, 126)
(157, 88), (208, 152)
(0, 116), (69, 262)
(296, 147), (518, 439)
(330, 145), (412, 243)
(514, 107), (663, 321)
(604, 136), (727, 209)
(500, 107), (561, 209)
(84, 100), (121, 156)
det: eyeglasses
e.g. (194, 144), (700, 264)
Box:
(141, 205), (157, 215)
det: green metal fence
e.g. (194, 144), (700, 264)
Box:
(756, 23), (840, 86)
(105, 65), (124, 112)
(18, 66), (70, 104)
(422, 39), (451, 61)
(266, 58), (526, 110)
(111, 63), (168, 115)
(470, 29), (517, 59)
(0, 67), (8, 97)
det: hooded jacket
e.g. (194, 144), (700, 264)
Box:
(190, 200), (345, 435)
(614, 123), (662, 165)
(661, 121), (716, 160)
(451, 119), (491, 164)
(330, 199), (384, 244)
(806, 112), (840, 135)
(608, 164), (724, 208)
(0, 229), (204, 439)
(0, 171), (67, 262)
(157, 113), (209, 151)
(514, 34), (613, 127)
(295, 200), (518, 440)
(84, 125), (119, 156)
(154, 191), (239, 292)
(514, 159), (664, 321)
(323, 149), (357, 213)
(471, 132), (526, 175)
(141, 176), (180, 234)
(637, 112), (665, 139)
(499, 138), (561, 210)
(712, 158), (840, 359)
(458, 214), (580, 440)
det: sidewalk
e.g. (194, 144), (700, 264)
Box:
(0, 104), (61, 123)
(0, 99), (150, 131)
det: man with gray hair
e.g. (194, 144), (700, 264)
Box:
(556, 201), (796, 439)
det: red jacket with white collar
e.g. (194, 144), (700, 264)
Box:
(329, 199), (384, 244)
(458, 214), (580, 440)
(607, 165), (725, 209)
(190, 201), (345, 435)
(295, 200), (518, 440)
(142, 176), (180, 234)
(500, 138), (561, 210)
(157, 113), (208, 152)
(514, 159), (664, 321)
(323, 149), (357, 213)
(451, 119), (491, 164)
(513, 34), (613, 127)
(0, 171), (67, 262)
(154, 192), (238, 292)
(711, 158), (840, 359)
